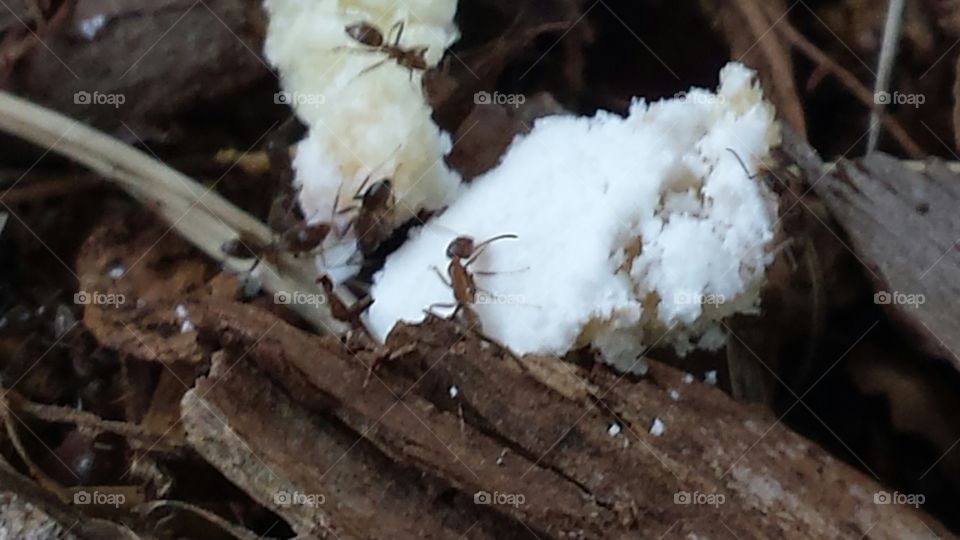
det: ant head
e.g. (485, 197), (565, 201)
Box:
(345, 21), (384, 47)
(446, 236), (475, 259)
(363, 179), (393, 207)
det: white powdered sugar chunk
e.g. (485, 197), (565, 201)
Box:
(367, 63), (779, 371)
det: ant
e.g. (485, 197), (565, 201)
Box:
(336, 174), (396, 256)
(343, 20), (429, 76)
(317, 274), (396, 386)
(220, 222), (331, 272)
(222, 182), (335, 272)
(429, 234), (518, 325)
(317, 275), (373, 335)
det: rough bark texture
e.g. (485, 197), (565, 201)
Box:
(178, 296), (951, 539)
(783, 129), (960, 369)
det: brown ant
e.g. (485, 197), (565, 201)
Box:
(336, 174), (396, 256)
(317, 274), (394, 386)
(343, 20), (429, 76)
(222, 181), (334, 271)
(429, 234), (518, 325)
(316, 274), (373, 334)
(221, 222), (331, 271)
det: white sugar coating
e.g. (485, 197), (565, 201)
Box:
(263, 0), (461, 279)
(367, 63), (779, 370)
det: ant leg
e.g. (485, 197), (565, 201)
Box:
(351, 174), (375, 202)
(355, 57), (388, 78)
(388, 20), (405, 47)
(431, 265), (452, 287)
(336, 204), (360, 215)
(333, 45), (374, 55)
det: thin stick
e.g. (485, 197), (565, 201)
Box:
(867, 0), (906, 153)
(0, 398), (69, 501)
(763, 3), (923, 158)
(0, 91), (353, 335)
(5, 389), (184, 453)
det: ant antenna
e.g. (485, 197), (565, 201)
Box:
(472, 234), (519, 252)
(725, 148), (763, 180)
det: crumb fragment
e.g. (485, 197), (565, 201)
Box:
(106, 263), (124, 280)
(650, 417), (665, 437)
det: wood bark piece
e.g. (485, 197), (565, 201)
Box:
(0, 458), (146, 539)
(0, 493), (77, 540)
(187, 299), (953, 539)
(782, 129), (960, 368)
(182, 351), (524, 539)
(196, 303), (607, 538)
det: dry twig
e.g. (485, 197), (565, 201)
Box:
(0, 91), (352, 334)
